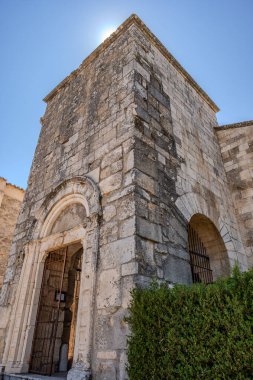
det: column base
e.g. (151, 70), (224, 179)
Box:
(67, 368), (91, 380)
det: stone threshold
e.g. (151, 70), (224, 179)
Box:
(3, 373), (67, 380)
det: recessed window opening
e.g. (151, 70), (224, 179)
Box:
(188, 214), (230, 284)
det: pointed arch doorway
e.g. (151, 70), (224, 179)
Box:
(29, 242), (83, 376)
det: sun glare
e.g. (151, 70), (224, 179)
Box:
(100, 27), (116, 42)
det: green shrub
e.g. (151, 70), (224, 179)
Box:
(127, 267), (253, 379)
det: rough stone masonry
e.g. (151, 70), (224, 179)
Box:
(0, 14), (252, 380)
(0, 178), (24, 289)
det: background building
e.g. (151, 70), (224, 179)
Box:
(0, 177), (24, 288)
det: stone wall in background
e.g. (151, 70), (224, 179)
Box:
(0, 177), (24, 288)
(216, 122), (253, 267)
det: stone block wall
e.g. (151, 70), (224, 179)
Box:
(129, 20), (248, 290)
(216, 122), (253, 267)
(0, 178), (24, 288)
(0, 178), (24, 361)
(0, 24), (138, 379)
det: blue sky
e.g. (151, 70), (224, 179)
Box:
(0, 0), (252, 189)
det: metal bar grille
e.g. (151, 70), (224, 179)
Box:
(188, 225), (213, 284)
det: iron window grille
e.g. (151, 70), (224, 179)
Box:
(188, 225), (213, 284)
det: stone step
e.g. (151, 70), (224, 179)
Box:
(3, 373), (67, 380)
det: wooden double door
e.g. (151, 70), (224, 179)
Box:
(30, 245), (82, 376)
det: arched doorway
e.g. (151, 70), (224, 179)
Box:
(29, 242), (83, 376)
(188, 214), (230, 283)
(1, 177), (101, 378)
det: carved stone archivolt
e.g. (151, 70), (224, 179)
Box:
(32, 176), (101, 239)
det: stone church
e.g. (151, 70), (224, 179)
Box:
(0, 14), (252, 380)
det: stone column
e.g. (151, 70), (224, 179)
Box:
(2, 240), (41, 373)
(67, 216), (99, 380)
(20, 243), (45, 371)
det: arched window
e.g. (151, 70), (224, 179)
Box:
(188, 214), (230, 284)
(188, 224), (213, 284)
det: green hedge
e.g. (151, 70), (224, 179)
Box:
(127, 267), (253, 379)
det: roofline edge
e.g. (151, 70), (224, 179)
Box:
(43, 14), (219, 112)
(215, 120), (253, 130)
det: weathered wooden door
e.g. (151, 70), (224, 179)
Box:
(30, 248), (68, 375)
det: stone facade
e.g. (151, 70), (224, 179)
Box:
(0, 14), (251, 380)
(0, 178), (24, 288)
(216, 121), (253, 267)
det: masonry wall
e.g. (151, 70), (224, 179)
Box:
(128, 22), (248, 287)
(216, 123), (253, 267)
(0, 178), (24, 288)
(0, 27), (138, 379)
(0, 178), (24, 360)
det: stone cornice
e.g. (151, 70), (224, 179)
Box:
(7, 183), (25, 192)
(0, 176), (25, 192)
(43, 14), (219, 112)
(215, 120), (253, 131)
